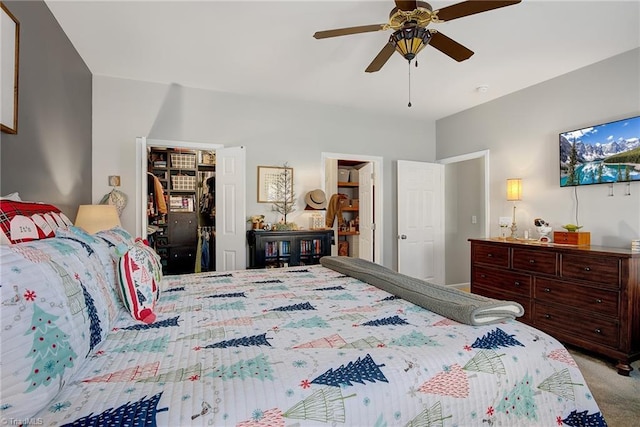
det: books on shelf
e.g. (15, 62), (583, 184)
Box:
(265, 240), (291, 257)
(169, 195), (195, 212)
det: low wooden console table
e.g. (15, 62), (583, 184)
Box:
(469, 238), (639, 375)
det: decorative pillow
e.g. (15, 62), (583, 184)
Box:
(1, 191), (21, 201)
(0, 200), (72, 245)
(94, 226), (134, 248)
(116, 239), (163, 324)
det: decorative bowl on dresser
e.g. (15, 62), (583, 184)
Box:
(469, 238), (640, 375)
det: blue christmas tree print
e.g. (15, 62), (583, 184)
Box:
(284, 315), (330, 329)
(81, 284), (102, 353)
(205, 333), (272, 349)
(61, 392), (168, 427)
(207, 354), (274, 381)
(312, 354), (388, 387)
(388, 330), (440, 347)
(25, 304), (77, 392)
(562, 410), (607, 427)
(314, 285), (345, 291)
(164, 286), (185, 293)
(253, 279), (283, 284)
(471, 328), (524, 350)
(361, 315), (409, 327)
(270, 302), (316, 311)
(120, 316), (180, 331)
(112, 336), (169, 353)
(205, 292), (246, 299)
(381, 295), (402, 301)
(495, 373), (538, 421)
(57, 236), (94, 256)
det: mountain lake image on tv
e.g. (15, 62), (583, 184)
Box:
(560, 115), (640, 187)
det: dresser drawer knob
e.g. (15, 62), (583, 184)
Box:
(513, 281), (520, 286)
(594, 328), (602, 334)
(584, 267), (591, 271)
(529, 259), (535, 264)
(544, 288), (551, 293)
(487, 253), (493, 258)
(595, 299), (602, 304)
(480, 274), (486, 278)
(544, 314), (551, 319)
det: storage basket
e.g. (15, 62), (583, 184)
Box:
(170, 153), (196, 169)
(171, 174), (196, 191)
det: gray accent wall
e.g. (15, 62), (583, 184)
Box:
(0, 1), (91, 218)
(437, 48), (640, 258)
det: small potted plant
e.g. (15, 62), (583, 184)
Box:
(248, 215), (265, 230)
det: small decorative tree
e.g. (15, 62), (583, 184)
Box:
(271, 163), (296, 225)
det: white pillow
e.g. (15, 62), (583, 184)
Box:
(1, 192), (21, 201)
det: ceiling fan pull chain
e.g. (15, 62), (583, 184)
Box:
(407, 61), (412, 108)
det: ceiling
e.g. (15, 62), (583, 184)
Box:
(44, 0), (640, 121)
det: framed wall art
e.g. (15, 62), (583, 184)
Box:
(257, 165), (293, 203)
(1, 2), (19, 134)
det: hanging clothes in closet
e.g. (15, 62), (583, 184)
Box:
(195, 226), (214, 272)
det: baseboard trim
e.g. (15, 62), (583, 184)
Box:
(448, 282), (470, 291)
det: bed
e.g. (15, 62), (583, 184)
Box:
(0, 205), (606, 426)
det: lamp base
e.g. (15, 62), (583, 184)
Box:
(509, 222), (518, 239)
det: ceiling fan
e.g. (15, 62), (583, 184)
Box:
(314, 0), (522, 73)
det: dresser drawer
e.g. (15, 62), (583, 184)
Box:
(512, 248), (557, 275)
(473, 266), (531, 296)
(561, 254), (620, 288)
(534, 303), (619, 348)
(472, 244), (509, 268)
(473, 284), (532, 323)
(167, 246), (196, 275)
(534, 277), (619, 318)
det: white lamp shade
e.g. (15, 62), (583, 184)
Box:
(506, 178), (522, 201)
(75, 205), (121, 234)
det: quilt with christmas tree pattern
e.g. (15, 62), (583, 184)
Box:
(2, 238), (606, 426)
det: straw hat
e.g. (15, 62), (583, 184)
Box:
(305, 189), (327, 209)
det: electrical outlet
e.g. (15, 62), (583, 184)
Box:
(499, 216), (512, 226)
(471, 215), (477, 224)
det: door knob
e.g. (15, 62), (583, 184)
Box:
(399, 234), (407, 240)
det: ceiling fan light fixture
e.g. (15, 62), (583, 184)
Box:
(390, 26), (431, 61)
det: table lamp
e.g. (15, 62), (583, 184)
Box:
(506, 178), (522, 239)
(75, 205), (121, 234)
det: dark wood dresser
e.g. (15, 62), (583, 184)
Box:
(469, 238), (640, 375)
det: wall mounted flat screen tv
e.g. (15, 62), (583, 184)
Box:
(560, 115), (640, 187)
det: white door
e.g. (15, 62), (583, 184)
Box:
(358, 163), (374, 261)
(215, 146), (246, 271)
(397, 160), (444, 284)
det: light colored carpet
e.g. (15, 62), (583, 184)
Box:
(568, 347), (640, 427)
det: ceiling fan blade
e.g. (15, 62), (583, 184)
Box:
(436, 0), (521, 22)
(365, 42), (396, 73)
(394, 1), (418, 11)
(314, 24), (386, 39)
(428, 31), (474, 62)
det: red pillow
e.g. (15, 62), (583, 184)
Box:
(0, 200), (73, 245)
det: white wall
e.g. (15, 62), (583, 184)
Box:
(437, 49), (640, 248)
(92, 77), (436, 268)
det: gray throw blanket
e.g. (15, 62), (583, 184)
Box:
(320, 256), (524, 326)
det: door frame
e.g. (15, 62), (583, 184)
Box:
(321, 152), (383, 264)
(437, 149), (491, 238)
(437, 149), (490, 288)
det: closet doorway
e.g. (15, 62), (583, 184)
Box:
(322, 152), (383, 264)
(135, 138), (246, 273)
